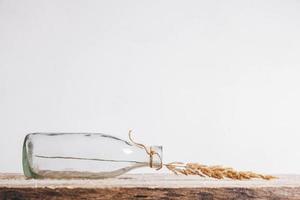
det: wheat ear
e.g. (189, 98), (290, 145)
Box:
(165, 162), (276, 180)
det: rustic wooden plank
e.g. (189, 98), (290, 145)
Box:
(1, 173), (300, 199)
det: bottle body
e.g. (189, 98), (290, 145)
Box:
(22, 133), (162, 179)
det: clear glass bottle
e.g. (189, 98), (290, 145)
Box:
(22, 133), (162, 179)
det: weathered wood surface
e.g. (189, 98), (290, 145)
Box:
(1, 173), (300, 199)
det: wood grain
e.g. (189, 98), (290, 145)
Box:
(1, 173), (300, 199)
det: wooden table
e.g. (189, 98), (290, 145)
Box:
(1, 173), (300, 199)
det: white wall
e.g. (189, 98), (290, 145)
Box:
(1, 0), (300, 174)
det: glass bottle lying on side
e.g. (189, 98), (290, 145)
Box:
(22, 132), (162, 179)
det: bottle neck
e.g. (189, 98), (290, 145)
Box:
(148, 145), (163, 169)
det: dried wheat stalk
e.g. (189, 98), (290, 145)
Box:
(164, 162), (276, 180)
(128, 130), (276, 180)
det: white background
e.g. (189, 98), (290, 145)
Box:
(1, 0), (300, 174)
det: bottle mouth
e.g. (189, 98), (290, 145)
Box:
(149, 145), (163, 169)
